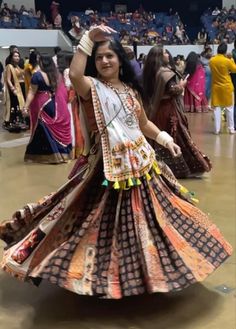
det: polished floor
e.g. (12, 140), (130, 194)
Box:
(0, 108), (235, 329)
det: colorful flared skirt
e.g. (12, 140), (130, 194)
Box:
(0, 151), (232, 299)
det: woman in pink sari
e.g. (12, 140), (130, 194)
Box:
(184, 51), (209, 113)
(23, 54), (72, 164)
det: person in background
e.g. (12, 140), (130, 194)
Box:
(143, 45), (212, 178)
(24, 49), (40, 96)
(5, 45), (25, 69)
(23, 54), (72, 163)
(231, 39), (236, 131)
(174, 55), (185, 75)
(52, 46), (61, 67)
(137, 53), (146, 69)
(196, 28), (208, 45)
(57, 51), (85, 159)
(3, 50), (27, 132)
(54, 11), (62, 28)
(209, 42), (236, 134)
(184, 51), (209, 113)
(0, 60), (3, 93)
(50, 1), (60, 25)
(200, 46), (213, 103)
(0, 25), (232, 300)
(123, 46), (142, 81)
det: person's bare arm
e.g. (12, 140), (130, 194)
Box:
(139, 105), (181, 157)
(69, 25), (116, 100)
(23, 84), (38, 114)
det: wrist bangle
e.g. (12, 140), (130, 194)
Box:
(77, 31), (94, 56)
(155, 131), (173, 148)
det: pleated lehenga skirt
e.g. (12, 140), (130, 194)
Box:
(0, 150), (232, 299)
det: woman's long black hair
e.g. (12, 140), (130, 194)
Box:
(185, 51), (199, 76)
(142, 45), (165, 107)
(29, 50), (39, 69)
(39, 54), (59, 92)
(57, 50), (74, 75)
(85, 38), (143, 95)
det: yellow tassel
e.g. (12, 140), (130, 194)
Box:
(146, 172), (151, 181)
(180, 185), (188, 194)
(136, 178), (142, 185)
(123, 181), (130, 190)
(153, 165), (161, 175)
(127, 177), (134, 187)
(113, 181), (120, 189)
(191, 197), (199, 204)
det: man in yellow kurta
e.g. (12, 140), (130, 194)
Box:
(209, 42), (236, 134)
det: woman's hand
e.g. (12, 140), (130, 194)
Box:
(166, 141), (182, 157)
(179, 78), (187, 88)
(22, 107), (29, 117)
(88, 25), (117, 42)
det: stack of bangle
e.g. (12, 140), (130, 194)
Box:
(77, 31), (94, 56)
(155, 131), (174, 148)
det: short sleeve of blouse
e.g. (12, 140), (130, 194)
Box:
(31, 71), (41, 85)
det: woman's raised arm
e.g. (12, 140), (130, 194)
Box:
(69, 25), (116, 100)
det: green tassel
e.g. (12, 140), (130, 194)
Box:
(136, 178), (142, 186)
(102, 179), (109, 187)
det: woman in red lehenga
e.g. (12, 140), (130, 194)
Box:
(0, 26), (232, 299)
(184, 51), (210, 113)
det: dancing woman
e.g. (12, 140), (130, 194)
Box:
(0, 26), (232, 299)
(143, 46), (212, 178)
(23, 54), (72, 163)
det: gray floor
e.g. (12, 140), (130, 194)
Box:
(0, 107), (235, 329)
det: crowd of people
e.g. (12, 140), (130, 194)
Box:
(0, 1), (61, 29)
(1, 35), (236, 163)
(0, 24), (233, 301)
(1, 2), (236, 46)
(200, 5), (236, 44)
(1, 45), (83, 163)
(68, 8), (190, 46)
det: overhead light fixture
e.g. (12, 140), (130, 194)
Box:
(1, 46), (10, 49)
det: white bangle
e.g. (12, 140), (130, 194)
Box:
(155, 131), (173, 148)
(77, 31), (94, 56)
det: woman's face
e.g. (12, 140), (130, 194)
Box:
(12, 52), (20, 63)
(95, 42), (120, 80)
(162, 49), (169, 64)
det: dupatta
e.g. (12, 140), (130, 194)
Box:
(148, 66), (175, 121)
(29, 81), (71, 146)
(186, 64), (206, 101)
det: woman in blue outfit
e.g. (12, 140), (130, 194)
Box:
(24, 54), (72, 164)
